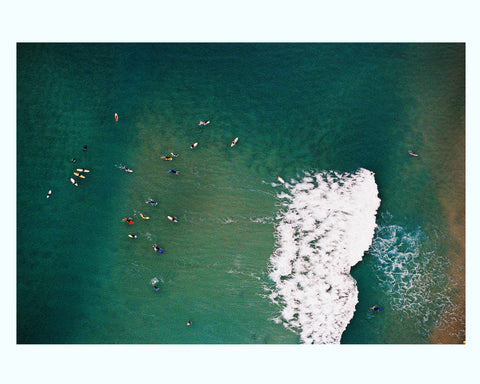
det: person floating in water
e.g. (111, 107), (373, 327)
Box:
(370, 305), (383, 311)
(153, 244), (164, 253)
(168, 169), (180, 175)
(128, 234), (138, 239)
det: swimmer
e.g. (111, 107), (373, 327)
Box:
(153, 244), (164, 253)
(46, 189), (52, 198)
(146, 199), (158, 206)
(115, 113), (118, 122)
(168, 169), (180, 175)
(190, 142), (198, 149)
(83, 145), (87, 151)
(128, 234), (138, 239)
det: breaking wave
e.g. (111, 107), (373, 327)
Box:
(268, 168), (381, 344)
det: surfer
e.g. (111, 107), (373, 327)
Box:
(153, 284), (160, 291)
(140, 213), (150, 220)
(167, 216), (178, 222)
(115, 113), (118, 122)
(146, 199), (158, 206)
(168, 169), (180, 175)
(161, 155), (173, 161)
(190, 142), (198, 149)
(121, 166), (133, 172)
(170, 152), (179, 158)
(153, 244), (164, 253)
(123, 217), (134, 224)
(186, 320), (192, 326)
(408, 150), (419, 157)
(231, 137), (239, 147)
(199, 120), (210, 126)
(70, 178), (78, 186)
(370, 306), (383, 311)
(83, 145), (87, 151)
(128, 234), (138, 239)
(71, 158), (77, 163)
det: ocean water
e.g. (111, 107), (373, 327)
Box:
(17, 43), (465, 344)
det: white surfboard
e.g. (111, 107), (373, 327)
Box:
(231, 137), (239, 147)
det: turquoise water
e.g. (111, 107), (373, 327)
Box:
(17, 43), (465, 343)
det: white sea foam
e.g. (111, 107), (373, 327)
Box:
(268, 168), (381, 344)
(369, 220), (454, 331)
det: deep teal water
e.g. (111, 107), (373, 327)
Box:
(17, 43), (465, 343)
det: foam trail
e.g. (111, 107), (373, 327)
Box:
(268, 168), (381, 344)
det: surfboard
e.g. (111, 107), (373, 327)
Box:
(73, 172), (86, 178)
(76, 168), (90, 172)
(70, 178), (78, 186)
(408, 151), (419, 157)
(231, 137), (239, 147)
(277, 176), (285, 184)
